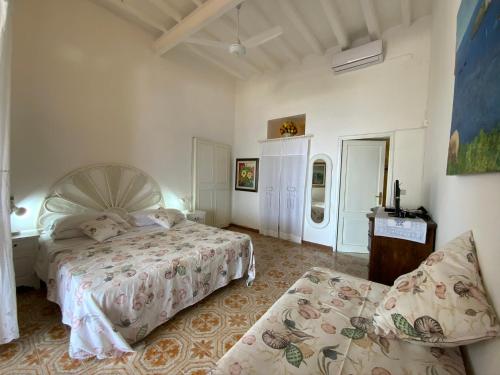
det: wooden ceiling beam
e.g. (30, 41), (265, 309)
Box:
(319, 0), (349, 50)
(278, 0), (323, 55)
(249, 2), (301, 64)
(153, 0), (244, 55)
(107, 0), (167, 32)
(360, 0), (381, 40)
(148, 0), (183, 23)
(401, 0), (412, 27)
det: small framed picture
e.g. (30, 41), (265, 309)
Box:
(312, 162), (326, 187)
(235, 158), (259, 192)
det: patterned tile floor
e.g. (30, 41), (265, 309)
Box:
(0, 228), (368, 375)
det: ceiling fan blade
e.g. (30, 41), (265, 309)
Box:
(185, 37), (230, 49)
(243, 26), (283, 49)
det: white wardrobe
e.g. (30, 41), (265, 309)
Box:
(259, 137), (310, 243)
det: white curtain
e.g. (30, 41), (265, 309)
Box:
(259, 141), (281, 238)
(259, 138), (309, 243)
(278, 138), (309, 243)
(0, 0), (19, 344)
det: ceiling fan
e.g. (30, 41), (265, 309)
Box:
(185, 4), (283, 57)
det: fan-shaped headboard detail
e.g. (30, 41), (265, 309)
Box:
(38, 163), (164, 229)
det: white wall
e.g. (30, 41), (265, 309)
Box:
(423, 1), (500, 373)
(232, 17), (432, 247)
(392, 127), (426, 208)
(10, 0), (235, 232)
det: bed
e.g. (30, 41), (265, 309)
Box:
(35, 164), (255, 359)
(212, 267), (465, 375)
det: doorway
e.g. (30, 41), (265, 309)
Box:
(192, 137), (232, 228)
(336, 137), (391, 253)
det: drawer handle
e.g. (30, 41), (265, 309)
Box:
(13, 243), (18, 248)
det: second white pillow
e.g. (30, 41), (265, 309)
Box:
(148, 209), (186, 229)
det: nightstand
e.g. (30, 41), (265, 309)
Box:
(12, 230), (40, 289)
(187, 210), (206, 224)
(367, 213), (436, 286)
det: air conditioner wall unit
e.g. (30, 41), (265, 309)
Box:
(331, 40), (384, 74)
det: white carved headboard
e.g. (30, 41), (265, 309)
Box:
(38, 163), (164, 229)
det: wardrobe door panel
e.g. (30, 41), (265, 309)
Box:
(258, 155), (281, 238)
(279, 154), (308, 243)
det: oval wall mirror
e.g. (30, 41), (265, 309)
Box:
(306, 154), (332, 228)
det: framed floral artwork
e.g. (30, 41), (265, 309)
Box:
(235, 158), (259, 192)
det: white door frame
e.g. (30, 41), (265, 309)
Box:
(332, 131), (395, 250)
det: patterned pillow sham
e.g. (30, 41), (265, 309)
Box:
(373, 231), (499, 347)
(50, 212), (131, 240)
(80, 216), (127, 242)
(148, 209), (186, 229)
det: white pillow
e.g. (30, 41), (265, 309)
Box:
(163, 208), (186, 225)
(80, 216), (127, 242)
(50, 212), (131, 240)
(149, 211), (174, 229)
(128, 209), (161, 227)
(148, 208), (186, 229)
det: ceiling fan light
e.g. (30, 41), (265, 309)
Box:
(229, 43), (246, 56)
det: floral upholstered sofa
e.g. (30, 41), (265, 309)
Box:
(213, 232), (499, 375)
(213, 267), (465, 375)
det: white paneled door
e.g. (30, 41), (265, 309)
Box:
(193, 138), (231, 228)
(337, 140), (386, 253)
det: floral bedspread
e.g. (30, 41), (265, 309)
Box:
(46, 222), (255, 359)
(213, 267), (465, 375)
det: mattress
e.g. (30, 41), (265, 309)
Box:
(40, 221), (255, 359)
(213, 267), (465, 375)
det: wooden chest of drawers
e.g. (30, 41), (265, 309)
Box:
(367, 214), (436, 286)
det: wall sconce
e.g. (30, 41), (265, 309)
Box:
(10, 196), (27, 216)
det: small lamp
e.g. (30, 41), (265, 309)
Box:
(10, 196), (26, 236)
(10, 196), (27, 216)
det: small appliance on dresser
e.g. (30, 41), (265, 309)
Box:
(12, 230), (40, 289)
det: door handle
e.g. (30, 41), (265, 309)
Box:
(375, 192), (383, 205)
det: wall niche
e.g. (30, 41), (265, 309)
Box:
(267, 114), (306, 139)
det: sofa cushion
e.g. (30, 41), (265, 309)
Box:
(373, 231), (499, 347)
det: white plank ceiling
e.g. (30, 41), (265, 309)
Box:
(91, 0), (432, 79)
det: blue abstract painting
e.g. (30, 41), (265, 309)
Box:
(447, 0), (500, 175)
